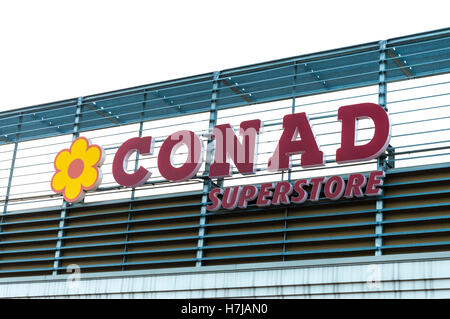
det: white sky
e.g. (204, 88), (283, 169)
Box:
(0, 0), (448, 112)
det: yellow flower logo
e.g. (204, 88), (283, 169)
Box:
(51, 137), (105, 203)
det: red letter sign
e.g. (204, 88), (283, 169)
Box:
(365, 171), (385, 196)
(209, 119), (262, 178)
(112, 136), (153, 188)
(268, 113), (324, 171)
(207, 188), (223, 211)
(158, 130), (203, 182)
(336, 103), (391, 164)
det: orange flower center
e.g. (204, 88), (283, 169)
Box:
(68, 158), (84, 179)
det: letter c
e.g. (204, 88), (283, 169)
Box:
(112, 136), (154, 187)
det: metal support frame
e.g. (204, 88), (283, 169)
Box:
(282, 61), (299, 261)
(0, 29), (447, 277)
(30, 112), (65, 133)
(52, 97), (82, 275)
(375, 40), (388, 256)
(122, 89), (147, 269)
(0, 130), (8, 143)
(387, 144), (395, 169)
(386, 48), (414, 78)
(152, 90), (178, 110)
(287, 61), (298, 183)
(85, 102), (122, 125)
(1, 113), (23, 231)
(196, 71), (220, 267)
(303, 62), (328, 89)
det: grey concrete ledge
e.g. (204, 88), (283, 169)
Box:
(1, 251), (450, 298)
(2, 251), (450, 284)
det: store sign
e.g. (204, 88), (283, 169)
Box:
(206, 171), (386, 211)
(51, 137), (105, 203)
(50, 103), (391, 204)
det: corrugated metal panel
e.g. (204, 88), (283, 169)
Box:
(382, 167), (450, 255)
(0, 208), (60, 277)
(1, 252), (449, 298)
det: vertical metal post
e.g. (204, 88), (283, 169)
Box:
(375, 40), (388, 256)
(196, 71), (220, 267)
(287, 60), (298, 183)
(283, 61), (298, 261)
(53, 97), (83, 274)
(1, 113), (23, 230)
(122, 89), (147, 269)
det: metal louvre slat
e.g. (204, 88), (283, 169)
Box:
(381, 167), (450, 254)
(0, 165), (448, 274)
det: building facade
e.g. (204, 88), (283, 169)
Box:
(0, 28), (449, 298)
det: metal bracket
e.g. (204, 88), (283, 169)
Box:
(386, 144), (395, 169)
(151, 89), (182, 112)
(221, 77), (253, 103)
(0, 134), (9, 143)
(85, 102), (122, 125)
(122, 89), (147, 270)
(375, 40), (388, 256)
(1, 113), (22, 221)
(31, 112), (65, 134)
(303, 63), (328, 89)
(387, 47), (414, 78)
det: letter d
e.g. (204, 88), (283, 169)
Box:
(336, 103), (391, 164)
